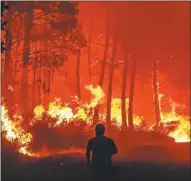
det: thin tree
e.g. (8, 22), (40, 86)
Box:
(1, 2), (14, 112)
(106, 32), (117, 124)
(93, 11), (110, 124)
(21, 2), (33, 117)
(152, 59), (161, 124)
(121, 40), (128, 129)
(88, 14), (93, 83)
(76, 49), (81, 100)
(128, 54), (137, 129)
(38, 55), (42, 105)
(32, 42), (37, 108)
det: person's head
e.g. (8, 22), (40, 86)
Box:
(95, 124), (105, 137)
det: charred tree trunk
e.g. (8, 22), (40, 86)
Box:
(98, 13), (110, 87)
(4, 13), (12, 78)
(76, 49), (81, 100)
(4, 7), (13, 113)
(32, 42), (37, 108)
(121, 44), (128, 129)
(48, 69), (51, 96)
(42, 38), (49, 105)
(88, 15), (92, 83)
(21, 3), (33, 118)
(42, 64), (48, 104)
(152, 59), (161, 124)
(128, 54), (137, 129)
(106, 34), (116, 124)
(38, 57), (42, 105)
(93, 12), (110, 124)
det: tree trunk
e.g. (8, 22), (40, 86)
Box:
(128, 54), (137, 129)
(93, 12), (110, 124)
(42, 63), (48, 105)
(38, 57), (42, 105)
(88, 15), (92, 83)
(76, 49), (81, 100)
(106, 34), (116, 124)
(121, 43), (128, 129)
(32, 42), (37, 108)
(42, 37), (49, 105)
(152, 59), (161, 124)
(48, 68), (51, 96)
(21, 3), (33, 118)
(4, 9), (13, 113)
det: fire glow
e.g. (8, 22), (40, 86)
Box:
(1, 85), (190, 158)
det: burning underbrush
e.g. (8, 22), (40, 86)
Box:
(1, 85), (190, 158)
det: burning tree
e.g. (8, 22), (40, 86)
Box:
(128, 54), (137, 129)
(72, 27), (87, 100)
(93, 10), (110, 125)
(87, 14), (93, 83)
(152, 59), (161, 124)
(1, 2), (190, 160)
(106, 25), (117, 125)
(1, 1), (83, 115)
(121, 40), (128, 129)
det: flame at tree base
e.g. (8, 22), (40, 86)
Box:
(1, 85), (190, 158)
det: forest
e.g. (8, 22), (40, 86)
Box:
(1, 1), (190, 160)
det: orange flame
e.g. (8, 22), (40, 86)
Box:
(1, 85), (190, 158)
(160, 97), (190, 142)
(109, 98), (142, 127)
(1, 105), (34, 156)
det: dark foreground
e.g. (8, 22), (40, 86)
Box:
(2, 153), (190, 181)
(2, 141), (190, 181)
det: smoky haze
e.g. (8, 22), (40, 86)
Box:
(79, 2), (190, 122)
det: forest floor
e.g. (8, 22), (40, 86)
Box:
(2, 143), (190, 181)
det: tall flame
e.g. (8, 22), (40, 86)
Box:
(160, 97), (190, 142)
(110, 98), (142, 127)
(1, 105), (34, 156)
(1, 85), (190, 158)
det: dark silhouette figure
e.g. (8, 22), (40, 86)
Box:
(86, 124), (118, 181)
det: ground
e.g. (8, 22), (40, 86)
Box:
(2, 144), (190, 181)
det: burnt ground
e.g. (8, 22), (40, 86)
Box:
(2, 144), (190, 181)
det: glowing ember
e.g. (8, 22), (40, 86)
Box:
(33, 147), (85, 158)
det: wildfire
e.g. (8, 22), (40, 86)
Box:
(47, 100), (74, 126)
(34, 105), (45, 119)
(160, 96), (190, 142)
(168, 117), (190, 143)
(110, 98), (142, 127)
(1, 105), (34, 156)
(1, 85), (190, 158)
(85, 85), (105, 108)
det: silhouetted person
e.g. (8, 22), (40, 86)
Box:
(86, 124), (118, 181)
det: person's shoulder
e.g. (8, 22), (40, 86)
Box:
(103, 136), (114, 142)
(88, 137), (96, 143)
